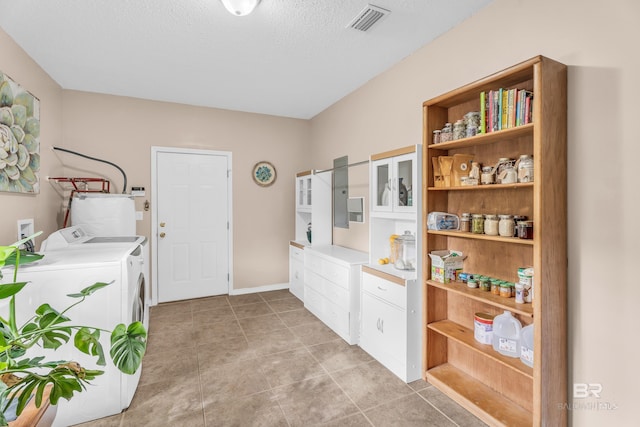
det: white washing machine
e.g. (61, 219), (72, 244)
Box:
(0, 228), (148, 427)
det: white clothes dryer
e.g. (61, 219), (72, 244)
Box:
(0, 243), (146, 426)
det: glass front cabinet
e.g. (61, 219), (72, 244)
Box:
(371, 150), (417, 215)
(296, 171), (312, 212)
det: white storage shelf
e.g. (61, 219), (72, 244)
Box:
(360, 266), (422, 382)
(303, 245), (368, 345)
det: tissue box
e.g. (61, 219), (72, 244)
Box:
(429, 250), (465, 283)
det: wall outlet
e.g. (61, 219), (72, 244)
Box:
(17, 218), (35, 251)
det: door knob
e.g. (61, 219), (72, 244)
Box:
(160, 222), (166, 227)
(159, 232), (166, 238)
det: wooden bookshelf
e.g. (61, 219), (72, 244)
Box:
(421, 56), (567, 426)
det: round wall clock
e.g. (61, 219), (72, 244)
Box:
(252, 161), (277, 187)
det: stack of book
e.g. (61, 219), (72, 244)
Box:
(480, 89), (533, 133)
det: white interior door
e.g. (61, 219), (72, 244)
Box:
(154, 148), (231, 303)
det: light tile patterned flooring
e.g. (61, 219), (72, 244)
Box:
(75, 290), (485, 426)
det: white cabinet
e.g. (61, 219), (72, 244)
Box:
(361, 145), (423, 383)
(289, 242), (305, 302)
(303, 245), (368, 345)
(371, 150), (418, 216)
(296, 172), (312, 212)
(360, 267), (422, 382)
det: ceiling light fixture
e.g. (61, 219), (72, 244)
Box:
(220, 0), (261, 16)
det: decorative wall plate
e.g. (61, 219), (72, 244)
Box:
(252, 161), (276, 186)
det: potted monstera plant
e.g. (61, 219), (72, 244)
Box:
(0, 233), (147, 426)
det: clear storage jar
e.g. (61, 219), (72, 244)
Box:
(484, 215), (499, 236)
(460, 213), (471, 232)
(498, 215), (515, 237)
(472, 214), (485, 234)
(517, 154), (534, 183)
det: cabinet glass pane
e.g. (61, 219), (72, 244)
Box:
(298, 179), (304, 206)
(397, 159), (412, 207)
(376, 164), (390, 207)
(306, 177), (312, 205)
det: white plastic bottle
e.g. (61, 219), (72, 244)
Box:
(520, 323), (534, 367)
(491, 310), (522, 358)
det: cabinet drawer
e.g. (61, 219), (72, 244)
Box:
(304, 285), (324, 319)
(305, 253), (323, 272)
(324, 280), (349, 311)
(322, 260), (350, 289)
(324, 299), (349, 337)
(290, 245), (304, 262)
(304, 269), (324, 295)
(362, 271), (406, 309)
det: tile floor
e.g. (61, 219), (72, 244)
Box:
(75, 289), (485, 427)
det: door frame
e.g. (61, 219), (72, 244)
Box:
(150, 146), (233, 306)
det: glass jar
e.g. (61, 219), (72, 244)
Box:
(432, 130), (441, 145)
(393, 231), (416, 270)
(453, 119), (466, 140)
(472, 214), (485, 234)
(464, 111), (481, 128)
(517, 154), (534, 183)
(500, 282), (512, 298)
(467, 277), (478, 289)
(498, 215), (515, 237)
(440, 123), (453, 143)
(479, 277), (491, 292)
(513, 215), (527, 237)
(517, 221), (534, 239)
(460, 213), (471, 232)
(491, 280), (501, 295)
(496, 158), (515, 184)
(484, 214), (499, 236)
(480, 166), (495, 185)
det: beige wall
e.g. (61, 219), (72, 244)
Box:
(0, 29), (64, 245)
(310, 0), (639, 424)
(60, 91), (311, 290)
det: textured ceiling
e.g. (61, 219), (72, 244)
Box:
(0, 0), (492, 119)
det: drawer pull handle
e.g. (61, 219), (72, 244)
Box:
(377, 286), (387, 291)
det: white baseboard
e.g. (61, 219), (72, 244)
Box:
(229, 282), (290, 295)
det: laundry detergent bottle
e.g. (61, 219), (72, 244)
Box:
(491, 310), (522, 358)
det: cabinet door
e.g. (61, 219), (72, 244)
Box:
(392, 153), (416, 213)
(371, 158), (392, 212)
(361, 291), (406, 376)
(289, 257), (304, 302)
(296, 176), (312, 212)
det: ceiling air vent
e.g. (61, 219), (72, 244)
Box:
(347, 4), (391, 32)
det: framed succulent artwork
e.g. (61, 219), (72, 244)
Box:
(0, 71), (40, 194)
(252, 161), (276, 187)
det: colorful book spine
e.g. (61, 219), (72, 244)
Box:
(480, 91), (486, 134)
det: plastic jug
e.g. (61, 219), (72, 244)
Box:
(491, 310), (522, 358)
(520, 323), (534, 367)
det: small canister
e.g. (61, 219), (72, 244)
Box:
(517, 154), (534, 183)
(513, 215), (527, 237)
(479, 277), (491, 292)
(453, 119), (466, 140)
(472, 214), (485, 234)
(491, 279), (501, 295)
(500, 282), (512, 298)
(432, 130), (441, 145)
(467, 277), (478, 289)
(440, 123), (453, 143)
(518, 220), (534, 239)
(474, 312), (495, 345)
(484, 214), (499, 236)
(460, 213), (471, 232)
(498, 215), (515, 237)
(514, 283), (525, 303)
(481, 166), (495, 185)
